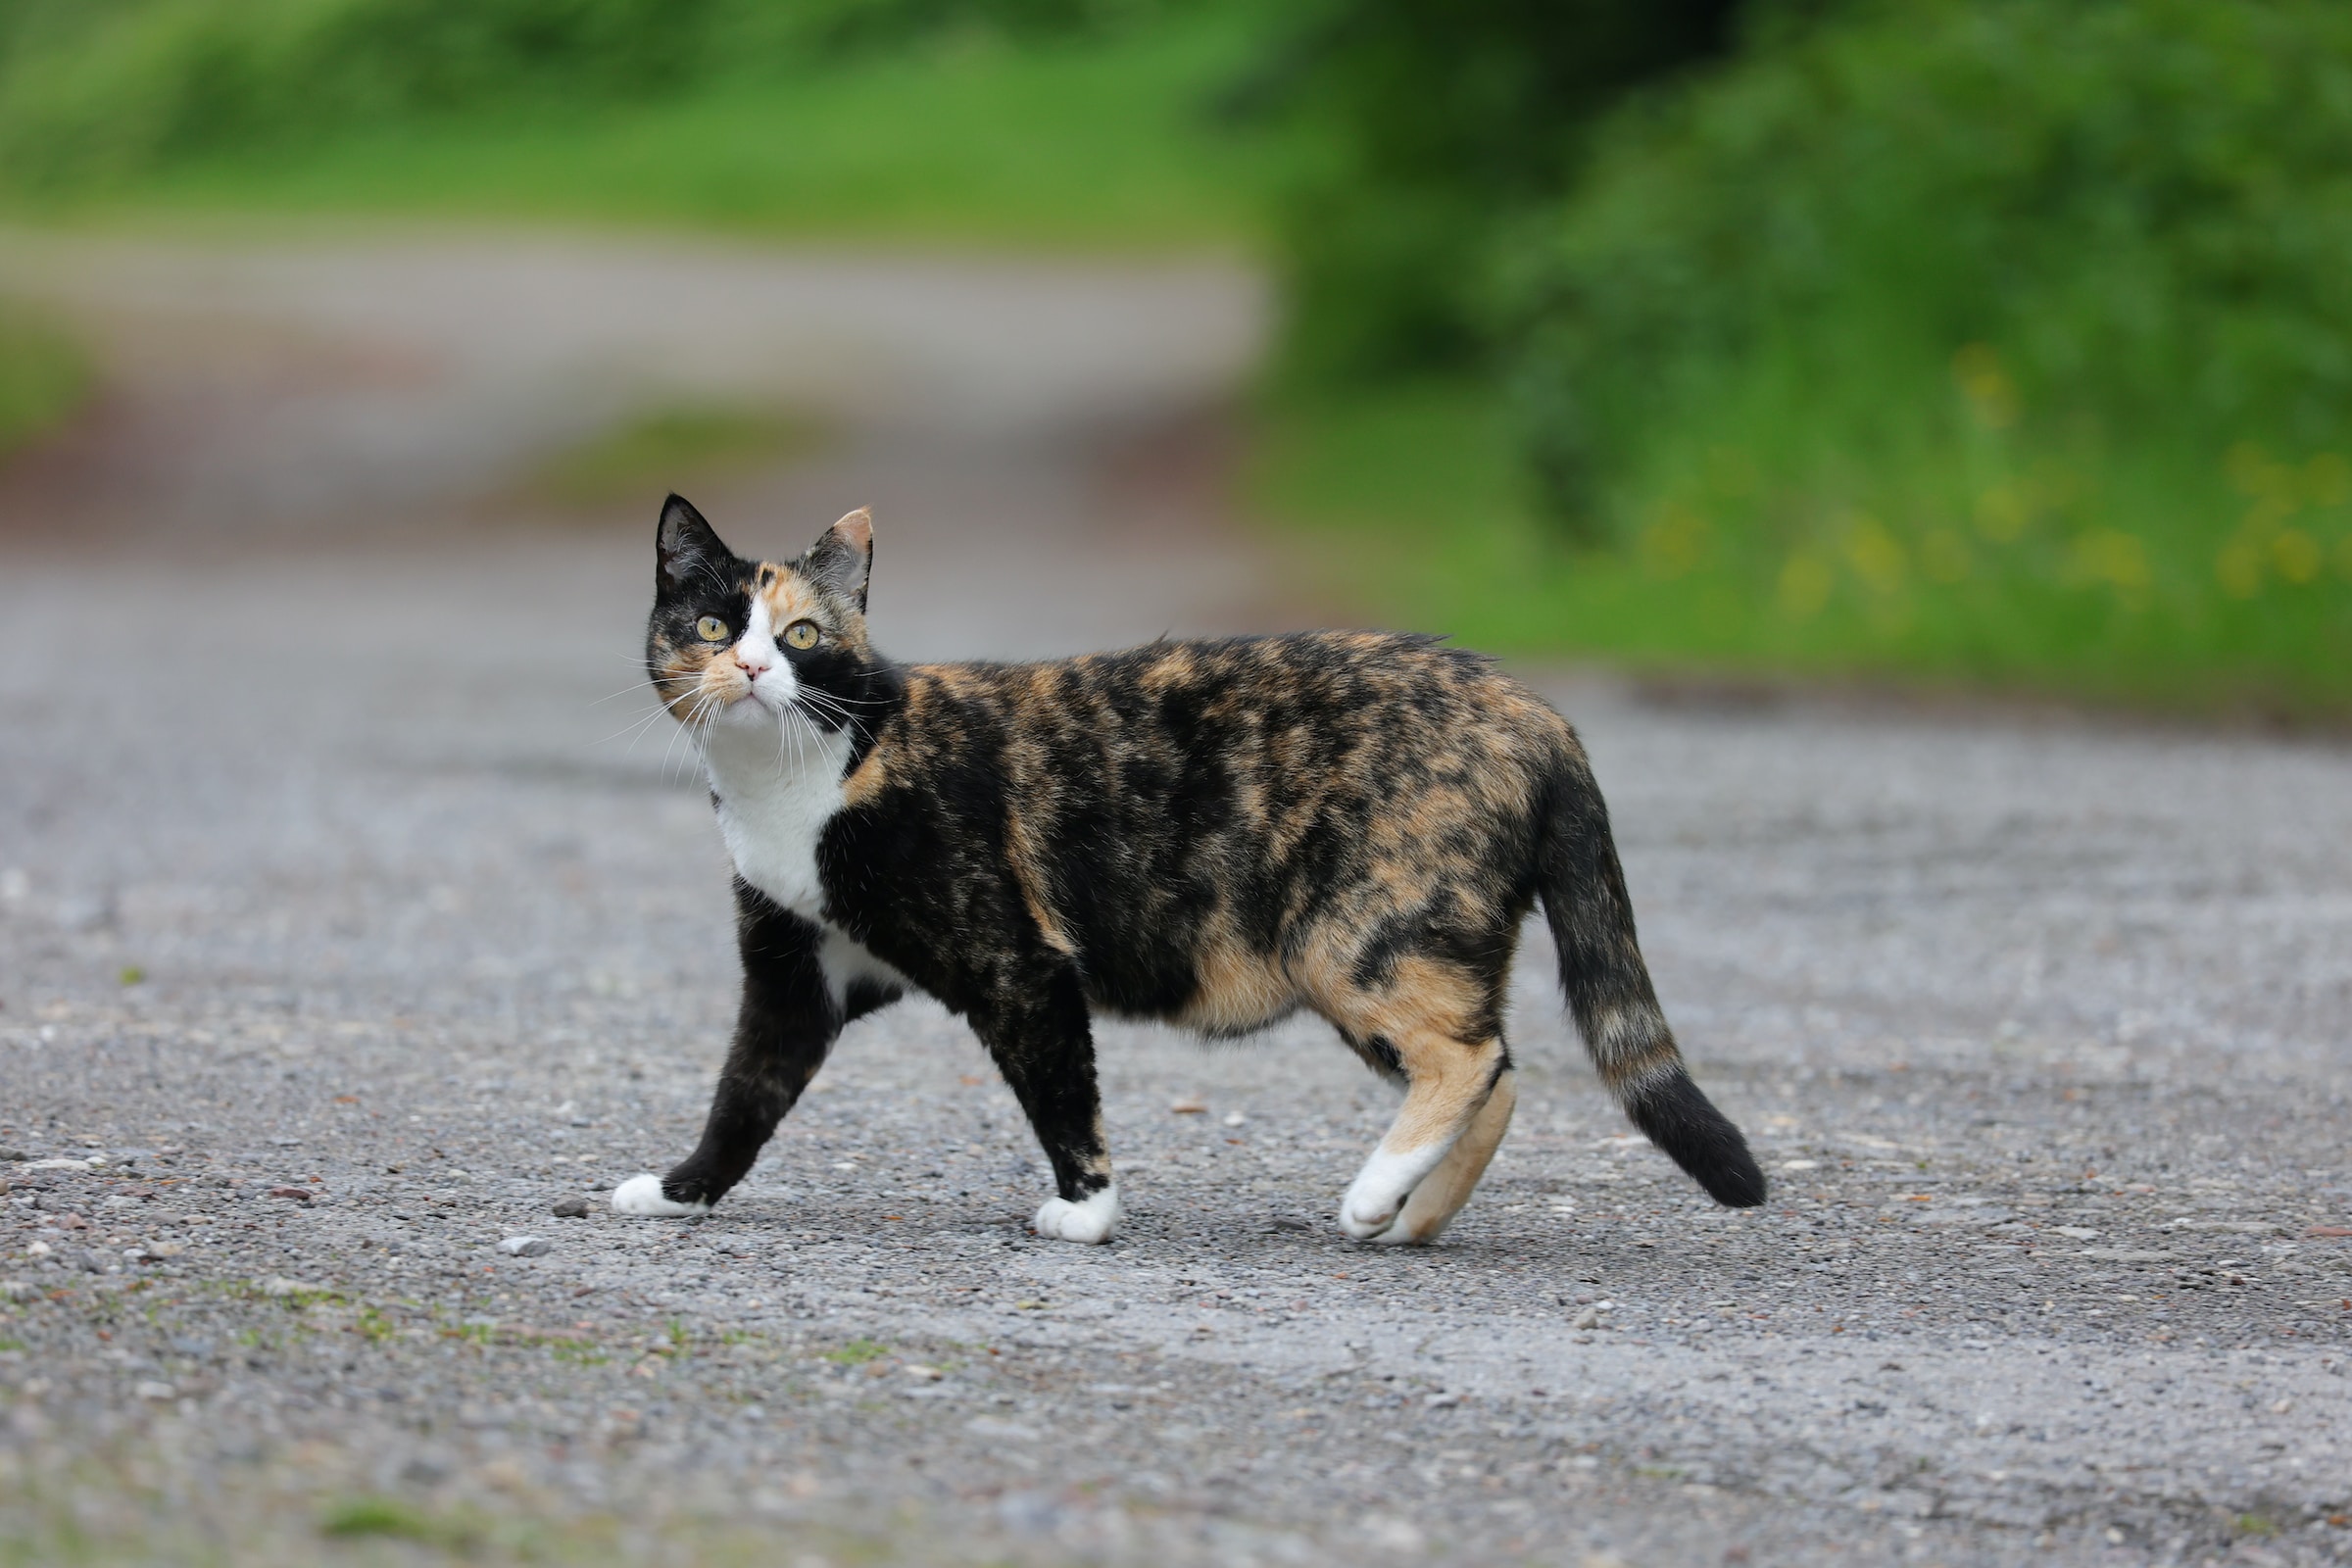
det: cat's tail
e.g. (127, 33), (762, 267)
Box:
(1537, 747), (1766, 1208)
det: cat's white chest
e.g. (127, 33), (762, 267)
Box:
(702, 721), (855, 922)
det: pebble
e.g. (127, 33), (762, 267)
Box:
(498, 1236), (552, 1257)
(551, 1197), (591, 1219)
(266, 1186), (313, 1201)
(133, 1380), (175, 1402)
(258, 1277), (323, 1298)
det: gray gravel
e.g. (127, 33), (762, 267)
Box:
(2, 232), (2349, 1567)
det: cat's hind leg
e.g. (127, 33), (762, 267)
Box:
(613, 888), (845, 1218)
(1338, 1031), (1509, 1244)
(1385, 1066), (1516, 1245)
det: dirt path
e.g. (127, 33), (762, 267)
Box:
(2, 230), (2350, 1568)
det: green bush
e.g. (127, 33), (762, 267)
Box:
(0, 0), (1182, 190)
(1504, 0), (2352, 704)
(1250, 0), (1741, 380)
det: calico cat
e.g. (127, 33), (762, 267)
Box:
(612, 496), (1764, 1245)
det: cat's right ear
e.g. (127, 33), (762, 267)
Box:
(656, 494), (729, 594)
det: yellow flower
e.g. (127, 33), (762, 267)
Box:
(2071, 530), (2151, 591)
(2215, 537), (2263, 599)
(1952, 344), (2018, 430)
(1778, 553), (1835, 618)
(2271, 529), (2323, 584)
(1975, 483), (2029, 541)
(1842, 514), (1908, 595)
(2304, 452), (2351, 508)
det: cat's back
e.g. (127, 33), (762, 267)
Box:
(895, 630), (1573, 791)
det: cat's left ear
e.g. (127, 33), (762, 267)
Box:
(803, 507), (873, 612)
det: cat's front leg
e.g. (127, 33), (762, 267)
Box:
(970, 966), (1119, 1245)
(613, 887), (840, 1218)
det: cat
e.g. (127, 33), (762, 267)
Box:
(611, 496), (1764, 1245)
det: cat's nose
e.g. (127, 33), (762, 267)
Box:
(735, 653), (770, 679)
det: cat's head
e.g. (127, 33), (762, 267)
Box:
(646, 494), (897, 739)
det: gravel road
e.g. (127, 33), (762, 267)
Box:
(2, 232), (2349, 1567)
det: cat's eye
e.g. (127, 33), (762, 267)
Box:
(695, 616), (729, 643)
(783, 620), (820, 651)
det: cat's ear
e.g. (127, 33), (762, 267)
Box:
(803, 507), (873, 612)
(655, 494), (729, 593)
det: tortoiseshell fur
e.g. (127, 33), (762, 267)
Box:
(613, 496), (1763, 1246)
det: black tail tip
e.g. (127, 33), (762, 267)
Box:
(1629, 1073), (1767, 1208)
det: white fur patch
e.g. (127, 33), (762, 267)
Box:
(611, 1173), (710, 1218)
(700, 637), (913, 1008)
(703, 703), (855, 925)
(818, 923), (909, 1009)
(1033, 1184), (1119, 1245)
(1339, 1145), (1448, 1241)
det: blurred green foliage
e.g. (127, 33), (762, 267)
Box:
(1494, 0), (2352, 703)
(3, 0), (2348, 707)
(0, 304), (89, 460)
(1254, 0), (2352, 710)
(1245, 0), (1739, 379)
(0, 0), (1189, 189)
(525, 405), (825, 509)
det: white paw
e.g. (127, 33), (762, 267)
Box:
(611, 1173), (710, 1218)
(1339, 1146), (1439, 1242)
(1339, 1195), (1400, 1242)
(1033, 1184), (1118, 1245)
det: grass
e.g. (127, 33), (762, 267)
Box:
(524, 405), (826, 510)
(1246, 377), (2352, 715)
(0, 303), (88, 459)
(20, 16), (1274, 253)
(318, 1496), (468, 1547)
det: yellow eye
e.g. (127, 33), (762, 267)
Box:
(695, 616), (729, 643)
(783, 620), (820, 651)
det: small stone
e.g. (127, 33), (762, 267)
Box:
(2051, 1225), (2100, 1239)
(2077, 1248), (2179, 1263)
(77, 1248), (110, 1273)
(133, 1380), (175, 1402)
(498, 1236), (552, 1257)
(0, 1281), (37, 1300)
(1169, 1098), (1206, 1114)
(903, 1363), (944, 1381)
(259, 1277), (323, 1298)
(1571, 1306), (1602, 1330)
(27, 1158), (91, 1173)
(551, 1196), (591, 1219)
(266, 1186), (313, 1202)
(1779, 1159), (1819, 1172)
(1222, 1112), (1248, 1127)
(0, 1149), (27, 1163)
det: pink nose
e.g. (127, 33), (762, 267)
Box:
(736, 653), (769, 679)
